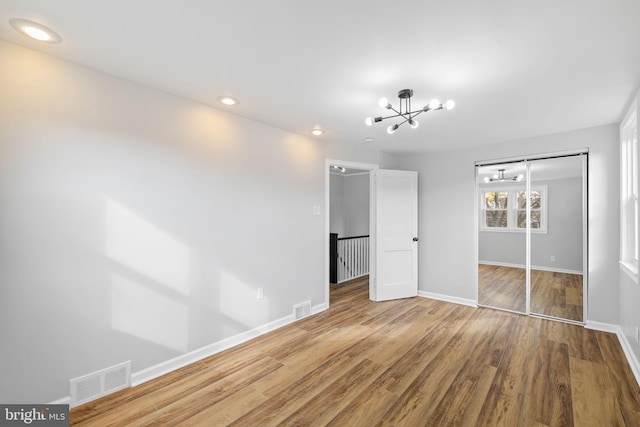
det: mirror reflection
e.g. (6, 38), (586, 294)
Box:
(477, 162), (527, 313)
(529, 156), (584, 322)
(477, 155), (585, 323)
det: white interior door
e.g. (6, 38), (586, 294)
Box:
(374, 169), (418, 301)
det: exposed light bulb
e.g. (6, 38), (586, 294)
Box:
(387, 124), (397, 134)
(429, 99), (441, 110)
(310, 128), (324, 136)
(378, 97), (390, 109)
(493, 173), (499, 179)
(409, 119), (419, 129)
(517, 174), (524, 181)
(444, 100), (455, 110)
(365, 117), (373, 126)
(483, 177), (490, 183)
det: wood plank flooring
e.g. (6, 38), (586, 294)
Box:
(479, 264), (583, 322)
(71, 276), (640, 426)
(531, 269), (583, 322)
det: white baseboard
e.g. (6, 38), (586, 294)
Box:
(585, 320), (620, 334)
(586, 321), (640, 388)
(131, 301), (327, 387)
(53, 302), (328, 406)
(418, 290), (477, 307)
(49, 396), (70, 405)
(479, 260), (524, 269)
(479, 260), (582, 275)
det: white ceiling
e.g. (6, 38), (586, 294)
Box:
(1, 1), (639, 154)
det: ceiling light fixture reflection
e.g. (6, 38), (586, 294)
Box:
(310, 128), (325, 136)
(9, 19), (62, 43)
(483, 169), (524, 183)
(365, 89), (454, 134)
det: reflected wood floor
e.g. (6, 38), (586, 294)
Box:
(478, 264), (526, 313)
(531, 269), (583, 322)
(479, 264), (583, 322)
(71, 276), (640, 426)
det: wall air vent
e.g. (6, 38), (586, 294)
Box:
(293, 300), (312, 320)
(69, 361), (131, 407)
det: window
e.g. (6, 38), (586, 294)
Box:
(481, 186), (547, 233)
(620, 100), (638, 282)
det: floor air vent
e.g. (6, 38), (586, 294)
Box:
(70, 361), (131, 407)
(293, 300), (312, 320)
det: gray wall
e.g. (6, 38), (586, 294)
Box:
(479, 177), (584, 272)
(329, 173), (369, 238)
(329, 174), (345, 236)
(396, 124), (620, 325)
(0, 40), (393, 403)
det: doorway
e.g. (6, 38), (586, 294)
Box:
(329, 166), (371, 284)
(476, 151), (588, 324)
(325, 160), (378, 306)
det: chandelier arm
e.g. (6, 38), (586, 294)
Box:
(377, 109), (429, 122)
(395, 116), (410, 128)
(388, 106), (402, 116)
(378, 112), (411, 121)
(409, 110), (424, 121)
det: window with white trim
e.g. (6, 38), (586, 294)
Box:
(620, 101), (638, 282)
(480, 186), (547, 233)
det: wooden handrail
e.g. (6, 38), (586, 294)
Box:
(337, 235), (370, 241)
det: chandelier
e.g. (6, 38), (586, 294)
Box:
(365, 89), (454, 134)
(483, 169), (524, 183)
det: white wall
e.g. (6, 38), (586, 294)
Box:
(0, 40), (394, 403)
(479, 177), (584, 272)
(329, 173), (370, 238)
(396, 124), (620, 324)
(343, 174), (370, 237)
(619, 90), (640, 370)
(329, 174), (345, 236)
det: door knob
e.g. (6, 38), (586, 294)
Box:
(412, 237), (419, 242)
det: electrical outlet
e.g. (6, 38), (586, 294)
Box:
(550, 255), (556, 262)
(257, 288), (264, 300)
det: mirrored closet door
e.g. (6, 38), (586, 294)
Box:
(476, 153), (587, 324)
(477, 161), (527, 314)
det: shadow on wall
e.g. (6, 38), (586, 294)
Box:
(105, 198), (271, 354)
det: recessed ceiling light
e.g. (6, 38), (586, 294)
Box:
(217, 96), (238, 106)
(310, 129), (324, 136)
(10, 19), (62, 43)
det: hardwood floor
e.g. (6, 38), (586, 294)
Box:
(478, 264), (526, 312)
(70, 276), (640, 426)
(531, 269), (583, 322)
(479, 264), (583, 322)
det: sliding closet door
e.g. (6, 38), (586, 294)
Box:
(477, 162), (527, 313)
(529, 155), (585, 322)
